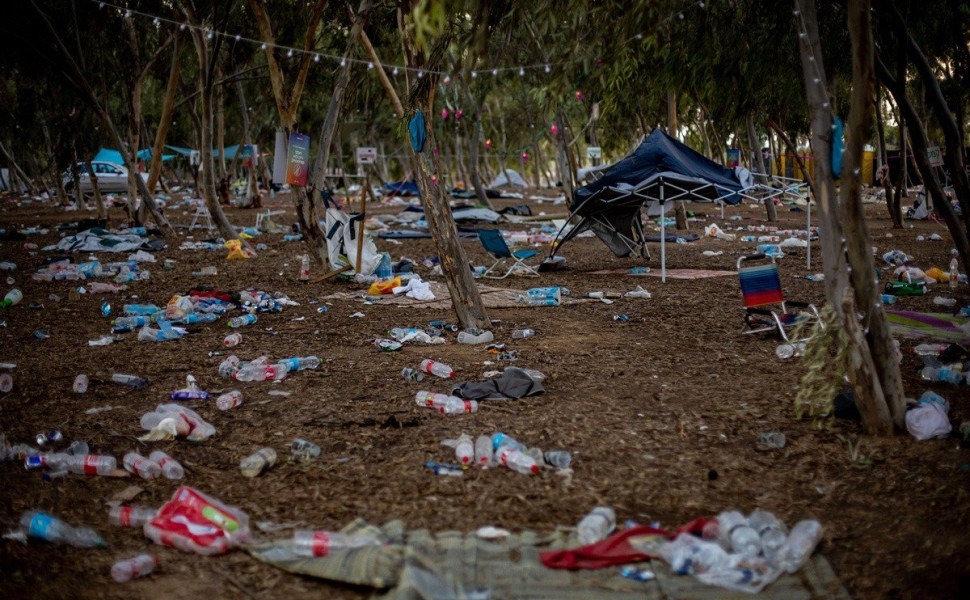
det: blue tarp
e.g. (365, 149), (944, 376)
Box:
(92, 148), (174, 164)
(164, 145), (248, 160)
(384, 180), (420, 197)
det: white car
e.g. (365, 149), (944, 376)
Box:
(62, 161), (149, 195)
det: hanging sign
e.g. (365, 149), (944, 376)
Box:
(189, 150), (201, 167)
(285, 132), (311, 187)
(242, 145), (257, 169)
(586, 146), (602, 160)
(272, 130), (287, 184)
(927, 146), (943, 167)
(726, 148), (741, 169)
(356, 147), (377, 164)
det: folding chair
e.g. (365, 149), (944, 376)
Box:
(738, 253), (820, 355)
(189, 203), (214, 231)
(477, 229), (540, 279)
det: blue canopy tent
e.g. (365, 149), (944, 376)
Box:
(92, 148), (175, 164)
(552, 129), (750, 282)
(383, 180), (420, 197)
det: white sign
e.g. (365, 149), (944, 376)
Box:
(927, 146), (943, 167)
(587, 146), (602, 160)
(356, 147), (377, 164)
(189, 150), (201, 167)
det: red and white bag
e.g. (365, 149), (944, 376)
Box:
(143, 486), (250, 555)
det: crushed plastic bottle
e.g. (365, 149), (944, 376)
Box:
(419, 359), (455, 378)
(495, 446), (539, 474)
(716, 510), (762, 558)
(291, 438), (321, 459)
(577, 507), (616, 545)
(511, 329), (536, 339)
(111, 554), (157, 582)
(543, 450), (572, 469)
(148, 450), (184, 480)
(216, 390), (244, 411)
(19, 511), (105, 547)
(223, 333), (242, 348)
(292, 530), (382, 557)
(240, 447), (277, 478)
(748, 509), (787, 563)
(457, 330), (495, 344)
(776, 520), (823, 573)
(109, 505), (158, 528)
(124, 452), (161, 479)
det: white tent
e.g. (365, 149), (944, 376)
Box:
(490, 169), (528, 188)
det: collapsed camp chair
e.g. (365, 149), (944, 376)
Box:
(738, 253), (820, 354)
(477, 229), (540, 279)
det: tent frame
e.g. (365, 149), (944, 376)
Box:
(552, 172), (812, 282)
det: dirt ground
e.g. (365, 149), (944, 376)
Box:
(0, 188), (969, 600)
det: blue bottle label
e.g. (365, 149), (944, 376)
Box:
(28, 513), (54, 539)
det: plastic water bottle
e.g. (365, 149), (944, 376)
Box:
(414, 390), (452, 409)
(0, 288), (23, 309)
(111, 554), (157, 582)
(453, 434), (474, 465)
(951, 252), (960, 290)
(216, 390), (244, 411)
(123, 303), (159, 315)
(492, 433), (527, 452)
(176, 313), (218, 325)
(148, 450), (184, 479)
(280, 356), (321, 372)
(440, 398), (478, 415)
(123, 452), (161, 479)
(292, 530), (381, 557)
(111, 373), (150, 389)
(496, 446), (539, 474)
(67, 454), (117, 475)
(228, 314), (257, 328)
(716, 510), (762, 558)
(544, 450), (572, 469)
(113, 316), (151, 329)
(299, 254), (311, 281)
(218, 356), (241, 378)
(748, 509), (787, 562)
(419, 359), (455, 378)
(920, 366), (963, 384)
(577, 507), (616, 545)
(109, 505), (157, 528)
(19, 511), (105, 547)
(777, 520), (823, 573)
(474, 435), (494, 466)
(291, 439), (321, 458)
(512, 329), (536, 339)
(517, 294), (560, 307)
(223, 333), (242, 347)
(240, 447), (277, 478)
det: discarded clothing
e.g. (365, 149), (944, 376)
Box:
(451, 367), (544, 400)
(46, 228), (153, 253)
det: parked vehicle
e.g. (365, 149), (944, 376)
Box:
(62, 162), (150, 196)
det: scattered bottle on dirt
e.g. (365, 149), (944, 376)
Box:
(291, 438), (321, 459)
(216, 390), (244, 411)
(748, 509), (788, 563)
(577, 507), (616, 545)
(123, 452), (161, 480)
(299, 255), (311, 281)
(19, 511), (105, 547)
(950, 251), (960, 290)
(543, 450), (572, 469)
(240, 447), (277, 478)
(401, 367), (424, 382)
(223, 333), (242, 348)
(292, 530), (382, 557)
(228, 314), (257, 328)
(0, 288), (23, 309)
(777, 520), (823, 573)
(511, 329), (536, 339)
(474, 435), (494, 466)
(495, 446), (539, 474)
(279, 356), (320, 372)
(148, 450), (184, 480)
(73, 374), (89, 394)
(171, 375), (209, 401)
(109, 505), (158, 528)
(0, 373), (13, 394)
(439, 398), (478, 415)
(111, 373), (150, 389)
(457, 330), (494, 344)
(446, 434), (474, 465)
(111, 554), (158, 582)
(66, 454), (118, 476)
(419, 359), (455, 379)
(716, 510), (762, 558)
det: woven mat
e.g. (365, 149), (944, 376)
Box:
(321, 281), (594, 309)
(885, 310), (970, 343)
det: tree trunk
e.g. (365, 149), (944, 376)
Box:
(84, 159), (107, 221)
(0, 141), (36, 195)
(748, 113), (776, 221)
(840, 0), (905, 430)
(216, 65), (227, 182)
(874, 84), (901, 227)
(235, 79), (260, 208)
(877, 58), (970, 280)
(145, 33), (180, 196)
(467, 94), (494, 209)
(70, 146), (87, 211)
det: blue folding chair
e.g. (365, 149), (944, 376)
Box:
(477, 229), (540, 279)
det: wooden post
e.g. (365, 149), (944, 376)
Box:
(355, 168), (368, 273)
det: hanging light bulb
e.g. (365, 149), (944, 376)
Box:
(340, 58), (346, 67)
(206, 30), (214, 40)
(368, 62), (374, 70)
(636, 33), (643, 40)
(442, 75), (450, 84)
(153, 17), (160, 26)
(544, 64), (551, 73)
(698, 1), (705, 7)
(287, 49), (294, 57)
(520, 151), (530, 162)
(180, 23), (186, 31)
(471, 71), (478, 78)
(441, 108), (450, 120)
(485, 138), (492, 150)
(392, 67), (399, 76)
(492, 68), (498, 76)
(550, 124), (559, 136)
(678, 12), (684, 19)
(235, 34), (241, 42)
(417, 70), (424, 78)
(518, 67), (525, 76)
(313, 54), (320, 62)
(124, 9), (132, 18)
(99, 2), (105, 9)
(260, 43), (267, 50)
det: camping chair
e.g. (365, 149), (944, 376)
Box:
(738, 253), (820, 354)
(477, 229), (540, 279)
(189, 203), (214, 231)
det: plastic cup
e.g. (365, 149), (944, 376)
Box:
(0, 373), (12, 393)
(73, 374), (89, 394)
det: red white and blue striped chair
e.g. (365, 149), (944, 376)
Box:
(738, 254), (819, 344)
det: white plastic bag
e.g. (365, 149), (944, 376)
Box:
(905, 396), (952, 441)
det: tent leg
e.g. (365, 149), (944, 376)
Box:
(806, 194), (812, 270)
(660, 183), (666, 283)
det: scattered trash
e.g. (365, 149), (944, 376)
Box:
(291, 529), (382, 557)
(419, 358), (455, 378)
(124, 452), (162, 480)
(240, 447), (277, 477)
(149, 450), (185, 479)
(623, 286), (651, 299)
(613, 314), (629, 322)
(112, 554), (158, 583)
(702, 250), (723, 257)
(112, 373), (150, 390)
(374, 338), (403, 352)
(228, 314), (258, 328)
(143, 486), (250, 555)
(577, 507), (616, 545)
(171, 375), (209, 401)
(401, 367), (424, 382)
(758, 432), (787, 448)
(512, 328), (536, 339)
(414, 391), (478, 415)
(906, 391), (954, 440)
(17, 510), (105, 547)
(457, 329), (494, 344)
(0, 373), (12, 393)
(139, 404), (215, 442)
(109, 505), (158, 528)
(216, 390), (244, 411)
(291, 439), (321, 460)
(73, 374), (89, 394)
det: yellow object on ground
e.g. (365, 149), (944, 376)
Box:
(225, 239), (250, 260)
(369, 277), (401, 295)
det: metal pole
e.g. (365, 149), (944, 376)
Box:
(806, 188), (812, 270)
(660, 181), (666, 283)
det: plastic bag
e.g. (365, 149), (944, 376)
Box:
(143, 486), (250, 555)
(905, 392), (953, 441)
(139, 404), (215, 442)
(225, 239), (250, 260)
(659, 533), (780, 594)
(368, 277), (401, 296)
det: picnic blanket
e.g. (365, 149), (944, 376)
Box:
(322, 281), (593, 309)
(588, 268), (735, 279)
(45, 228), (155, 253)
(885, 310), (970, 343)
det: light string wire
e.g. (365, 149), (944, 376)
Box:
(90, 0), (705, 80)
